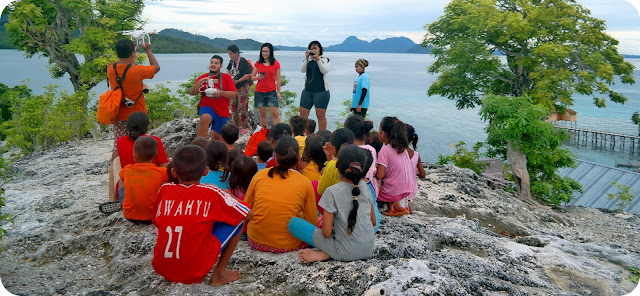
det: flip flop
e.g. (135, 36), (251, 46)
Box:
(382, 208), (410, 216)
(99, 201), (121, 214)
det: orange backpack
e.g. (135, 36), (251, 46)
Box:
(244, 125), (268, 157)
(96, 63), (131, 125)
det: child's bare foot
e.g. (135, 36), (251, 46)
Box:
(298, 249), (330, 264)
(209, 269), (241, 286)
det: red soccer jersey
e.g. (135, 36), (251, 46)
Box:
(266, 157), (276, 168)
(196, 73), (237, 118)
(152, 183), (249, 284)
(116, 135), (169, 168)
(254, 60), (280, 93)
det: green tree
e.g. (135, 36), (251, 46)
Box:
(632, 111), (640, 136)
(4, 0), (145, 92)
(480, 95), (581, 206)
(425, 0), (632, 203)
(425, 0), (635, 110)
(145, 84), (192, 129)
(607, 181), (635, 212)
(0, 83), (32, 140)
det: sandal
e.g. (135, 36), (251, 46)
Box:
(382, 208), (410, 216)
(99, 201), (122, 214)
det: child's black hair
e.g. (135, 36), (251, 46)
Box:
(380, 116), (408, 154)
(289, 116), (307, 137)
(361, 148), (373, 175)
(220, 124), (240, 145)
(316, 130), (332, 144)
(173, 145), (207, 182)
(344, 115), (373, 141)
(306, 119), (316, 135)
(257, 140), (273, 162)
(166, 160), (179, 184)
(228, 148), (242, 168)
(330, 128), (355, 155)
(205, 141), (229, 182)
(126, 112), (149, 140)
(336, 144), (366, 235)
(229, 154), (258, 193)
(268, 136), (299, 179)
(405, 123), (419, 151)
(133, 136), (158, 162)
(190, 136), (210, 150)
(368, 131), (383, 154)
(268, 123), (292, 142)
(302, 136), (327, 171)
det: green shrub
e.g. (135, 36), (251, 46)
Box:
(437, 141), (488, 175)
(0, 157), (14, 252)
(607, 181), (635, 212)
(629, 267), (640, 284)
(145, 84), (191, 128)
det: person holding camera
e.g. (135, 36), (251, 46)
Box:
(190, 55), (237, 141)
(251, 43), (282, 128)
(226, 44), (252, 134)
(106, 39), (160, 202)
(300, 41), (331, 131)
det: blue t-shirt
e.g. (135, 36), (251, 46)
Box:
(256, 162), (267, 171)
(200, 170), (229, 189)
(352, 72), (370, 108)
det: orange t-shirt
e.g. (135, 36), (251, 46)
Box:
(244, 169), (318, 250)
(119, 163), (168, 221)
(107, 63), (157, 121)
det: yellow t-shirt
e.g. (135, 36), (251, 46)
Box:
(245, 169), (318, 249)
(301, 161), (321, 182)
(317, 159), (340, 196)
(294, 135), (306, 156)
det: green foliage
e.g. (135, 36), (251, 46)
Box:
(480, 94), (582, 206)
(278, 76), (298, 122)
(632, 111), (640, 135)
(0, 83), (32, 140)
(145, 84), (192, 128)
(425, 0), (635, 110)
(2, 84), (92, 154)
(437, 141), (488, 175)
(629, 267), (640, 284)
(5, 0), (145, 92)
(607, 181), (635, 212)
(149, 34), (223, 54)
(0, 156), (14, 252)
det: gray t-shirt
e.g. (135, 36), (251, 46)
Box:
(313, 180), (375, 261)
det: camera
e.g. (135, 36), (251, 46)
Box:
(124, 98), (135, 108)
(260, 72), (266, 76)
(309, 51), (316, 56)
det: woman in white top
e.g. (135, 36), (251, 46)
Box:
(300, 41), (331, 131)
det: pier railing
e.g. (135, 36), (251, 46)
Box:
(553, 124), (640, 153)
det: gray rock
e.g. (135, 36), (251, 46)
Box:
(0, 121), (638, 295)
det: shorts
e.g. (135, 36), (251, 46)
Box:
(254, 91), (279, 108)
(118, 186), (125, 204)
(199, 106), (228, 133)
(300, 90), (330, 110)
(112, 120), (128, 152)
(212, 221), (244, 251)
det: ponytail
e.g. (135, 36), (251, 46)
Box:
(405, 123), (418, 150)
(126, 112), (149, 141)
(346, 162), (363, 235)
(336, 144), (367, 235)
(380, 116), (408, 154)
(268, 136), (300, 179)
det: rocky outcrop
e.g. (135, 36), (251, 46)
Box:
(0, 124), (638, 295)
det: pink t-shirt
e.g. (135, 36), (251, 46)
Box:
(407, 149), (420, 201)
(377, 144), (416, 203)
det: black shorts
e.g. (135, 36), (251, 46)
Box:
(300, 90), (330, 110)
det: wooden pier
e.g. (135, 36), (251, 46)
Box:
(554, 125), (640, 153)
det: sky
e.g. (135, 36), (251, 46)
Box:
(2, 0), (640, 54)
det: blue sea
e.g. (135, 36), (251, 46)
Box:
(1, 49), (640, 168)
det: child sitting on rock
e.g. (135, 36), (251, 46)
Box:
(297, 135), (326, 182)
(256, 140), (272, 171)
(119, 136), (168, 224)
(265, 123), (292, 168)
(220, 124), (240, 151)
(152, 145), (252, 285)
(201, 141), (230, 189)
(288, 144), (375, 263)
(305, 118), (316, 136)
(376, 117), (414, 216)
(400, 123), (427, 214)
(290, 115), (307, 156)
(228, 154), (258, 201)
